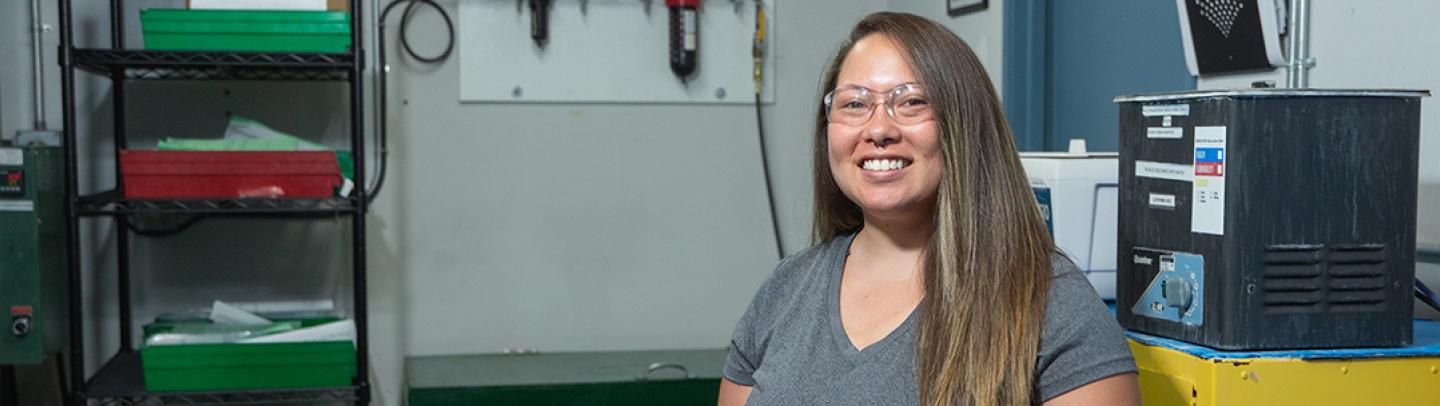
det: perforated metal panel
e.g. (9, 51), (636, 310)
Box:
(1195, 0), (1245, 37)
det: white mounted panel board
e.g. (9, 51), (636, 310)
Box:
(460, 0), (775, 104)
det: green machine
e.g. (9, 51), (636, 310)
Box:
(0, 145), (67, 365)
(407, 349), (726, 406)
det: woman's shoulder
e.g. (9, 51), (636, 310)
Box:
(1047, 252), (1084, 278)
(1042, 251), (1111, 315)
(754, 232), (854, 295)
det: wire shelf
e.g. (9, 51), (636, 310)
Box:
(78, 190), (357, 216)
(73, 49), (355, 81)
(86, 352), (362, 406)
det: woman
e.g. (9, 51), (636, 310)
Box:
(719, 12), (1139, 406)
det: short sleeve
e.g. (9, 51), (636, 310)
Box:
(1034, 258), (1138, 402)
(724, 293), (767, 386)
(723, 255), (795, 386)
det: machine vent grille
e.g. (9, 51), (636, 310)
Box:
(1261, 244), (1388, 314)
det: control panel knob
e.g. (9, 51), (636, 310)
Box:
(11, 315), (32, 337)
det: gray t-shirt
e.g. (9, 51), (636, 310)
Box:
(724, 231), (1136, 405)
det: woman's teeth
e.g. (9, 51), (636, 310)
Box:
(862, 159), (908, 171)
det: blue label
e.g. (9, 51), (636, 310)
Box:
(1031, 186), (1053, 238)
(1195, 147), (1224, 163)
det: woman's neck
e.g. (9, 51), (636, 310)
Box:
(851, 209), (934, 279)
(857, 203), (933, 250)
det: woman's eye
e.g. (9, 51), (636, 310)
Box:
(841, 100), (867, 110)
(899, 98), (929, 108)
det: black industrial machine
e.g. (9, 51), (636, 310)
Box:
(1115, 89), (1427, 350)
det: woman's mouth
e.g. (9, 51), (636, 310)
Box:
(860, 158), (910, 172)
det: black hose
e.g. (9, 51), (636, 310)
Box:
(1418, 279), (1440, 314)
(397, 0), (454, 63)
(371, 0), (455, 203)
(755, 91), (784, 260)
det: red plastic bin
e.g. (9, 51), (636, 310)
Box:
(120, 150), (343, 199)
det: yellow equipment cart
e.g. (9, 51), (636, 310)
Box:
(1126, 319), (1440, 406)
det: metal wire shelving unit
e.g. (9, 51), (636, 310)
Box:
(58, 1), (370, 404)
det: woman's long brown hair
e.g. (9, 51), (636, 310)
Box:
(811, 12), (1056, 406)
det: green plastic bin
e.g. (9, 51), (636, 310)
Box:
(141, 9), (352, 53)
(140, 317), (355, 392)
(142, 341), (356, 392)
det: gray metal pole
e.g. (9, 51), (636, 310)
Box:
(1285, 0), (1311, 88)
(31, 0), (47, 130)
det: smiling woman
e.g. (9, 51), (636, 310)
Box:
(718, 12), (1139, 406)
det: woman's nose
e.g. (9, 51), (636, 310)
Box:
(861, 108), (900, 148)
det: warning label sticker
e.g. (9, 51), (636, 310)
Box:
(1148, 127), (1183, 139)
(1192, 127), (1227, 235)
(1142, 104), (1190, 117)
(1135, 160), (1193, 182)
(1149, 193), (1177, 209)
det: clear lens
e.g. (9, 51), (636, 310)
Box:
(824, 84), (932, 126)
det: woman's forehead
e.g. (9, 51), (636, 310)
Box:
(836, 35), (918, 90)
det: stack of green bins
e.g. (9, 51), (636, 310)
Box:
(140, 9), (352, 53)
(140, 317), (356, 392)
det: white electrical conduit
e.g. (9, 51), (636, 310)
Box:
(31, 0), (47, 130)
(1284, 0), (1311, 88)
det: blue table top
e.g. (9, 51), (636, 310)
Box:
(1123, 318), (1440, 360)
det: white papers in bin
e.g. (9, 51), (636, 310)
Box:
(239, 320), (356, 346)
(211, 300), (273, 325)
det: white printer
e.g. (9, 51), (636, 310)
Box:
(1020, 140), (1118, 300)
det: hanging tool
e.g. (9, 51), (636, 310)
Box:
(752, 0), (765, 95)
(666, 0), (699, 78)
(530, 0), (551, 46)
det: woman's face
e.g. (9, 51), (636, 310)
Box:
(827, 35), (943, 221)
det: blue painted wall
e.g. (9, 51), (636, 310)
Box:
(1006, 0), (1195, 151)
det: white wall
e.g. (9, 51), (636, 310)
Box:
(373, 1), (891, 403)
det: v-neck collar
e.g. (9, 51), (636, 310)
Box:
(825, 231), (922, 358)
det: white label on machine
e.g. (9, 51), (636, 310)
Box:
(1148, 127), (1183, 139)
(1149, 193), (1176, 209)
(1135, 160), (1193, 182)
(1192, 126), (1227, 235)
(0, 201), (34, 212)
(1142, 104), (1190, 117)
(0, 148), (21, 166)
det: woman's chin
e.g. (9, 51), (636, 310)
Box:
(857, 200), (930, 221)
